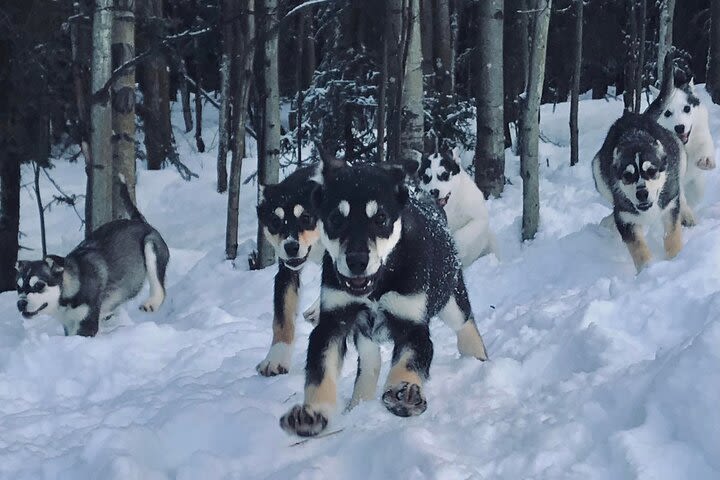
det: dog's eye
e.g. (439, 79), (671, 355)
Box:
(622, 171), (635, 184)
(270, 215), (283, 231)
(683, 105), (691, 113)
(374, 211), (388, 227)
(645, 166), (658, 178)
(328, 210), (346, 230)
(664, 110), (672, 118)
(299, 213), (314, 229)
(438, 172), (450, 182)
(35, 281), (46, 291)
(422, 174), (431, 184)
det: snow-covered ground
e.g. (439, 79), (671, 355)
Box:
(1, 91), (719, 480)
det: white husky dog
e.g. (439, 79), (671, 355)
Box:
(649, 80), (716, 211)
(418, 148), (496, 266)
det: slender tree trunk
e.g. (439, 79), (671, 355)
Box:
(569, 0), (583, 167)
(385, 0), (404, 164)
(226, 0), (256, 260)
(255, 0), (281, 268)
(217, 0), (235, 192)
(707, 0), (720, 104)
(504, 0), (530, 150)
(624, 0), (638, 111)
(178, 57), (193, 133)
(657, 0), (675, 87)
(433, 0), (453, 98)
(303, 14), (316, 88)
(32, 162), (47, 258)
(111, 0), (136, 220)
(475, 0), (505, 198)
(420, 0), (434, 76)
(194, 39), (205, 153)
(0, 157), (20, 292)
(520, 0), (551, 241)
(400, 0), (423, 170)
(295, 11), (306, 166)
(633, 0), (646, 114)
(89, 0), (115, 233)
(377, 25), (388, 162)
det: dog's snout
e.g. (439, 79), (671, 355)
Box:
(674, 124), (685, 134)
(636, 186), (649, 202)
(346, 252), (369, 275)
(284, 240), (300, 257)
(429, 189), (439, 198)
(17, 298), (27, 312)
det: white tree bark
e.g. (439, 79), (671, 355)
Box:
(255, 0), (281, 268)
(400, 0), (423, 170)
(657, 0), (675, 87)
(89, 0), (114, 232)
(475, 0), (505, 197)
(217, 0), (234, 193)
(520, 0), (551, 241)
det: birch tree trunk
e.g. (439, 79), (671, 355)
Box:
(111, 0), (136, 220)
(254, 0), (281, 268)
(475, 0), (505, 198)
(89, 0), (114, 233)
(216, 0), (235, 193)
(226, 0), (256, 260)
(385, 0), (404, 164)
(177, 57), (193, 133)
(657, 0), (675, 87)
(623, 0), (638, 111)
(633, 0), (646, 114)
(504, 0), (530, 150)
(399, 0), (423, 170)
(520, 0), (551, 241)
(707, 0), (720, 104)
(569, 0), (583, 167)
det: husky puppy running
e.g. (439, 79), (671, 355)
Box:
(255, 165), (324, 376)
(418, 147), (496, 266)
(279, 157), (488, 438)
(649, 78), (716, 211)
(592, 55), (686, 272)
(16, 176), (169, 336)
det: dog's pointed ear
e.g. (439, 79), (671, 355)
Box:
(380, 164), (410, 206)
(44, 255), (65, 275)
(648, 84), (660, 98)
(15, 260), (26, 273)
(316, 143), (346, 177)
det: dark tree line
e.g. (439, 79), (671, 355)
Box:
(1, 0), (719, 291)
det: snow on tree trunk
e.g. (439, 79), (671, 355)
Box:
(216, 0), (235, 193)
(633, 0), (646, 114)
(89, 0), (114, 233)
(657, 0), (675, 87)
(570, 0), (583, 167)
(399, 0), (423, 171)
(226, 0), (256, 261)
(707, 0), (720, 104)
(433, 0), (453, 98)
(474, 0), (505, 198)
(255, 0), (281, 268)
(520, 0), (551, 241)
(111, 0), (136, 221)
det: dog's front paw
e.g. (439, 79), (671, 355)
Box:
(382, 382), (427, 417)
(139, 298), (163, 313)
(256, 342), (291, 376)
(256, 358), (289, 376)
(280, 404), (329, 437)
(697, 156), (716, 170)
(681, 210), (697, 227)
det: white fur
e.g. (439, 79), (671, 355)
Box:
(349, 333), (381, 408)
(303, 296), (321, 326)
(59, 303), (90, 336)
(321, 286), (371, 312)
(257, 342), (292, 375)
(365, 200), (378, 218)
(437, 296), (467, 331)
(141, 242), (165, 312)
(28, 276), (40, 288)
(420, 154), (496, 266)
(338, 200), (350, 217)
(274, 207), (285, 220)
(20, 285), (61, 317)
(293, 204), (304, 217)
(378, 291), (427, 323)
(16, 277), (22, 288)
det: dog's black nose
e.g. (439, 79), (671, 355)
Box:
(17, 299), (27, 312)
(429, 189), (439, 198)
(346, 252), (369, 275)
(636, 187), (649, 202)
(284, 240), (300, 257)
(674, 124), (685, 134)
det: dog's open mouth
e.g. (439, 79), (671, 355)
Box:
(678, 129), (691, 144)
(337, 273), (378, 295)
(21, 303), (48, 319)
(283, 250), (310, 269)
(437, 193), (451, 208)
(637, 202), (653, 212)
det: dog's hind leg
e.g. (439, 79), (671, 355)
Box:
(438, 271), (488, 360)
(348, 328), (381, 410)
(140, 236), (168, 312)
(679, 192), (697, 227)
(257, 264), (300, 376)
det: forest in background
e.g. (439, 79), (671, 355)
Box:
(1, 0), (718, 292)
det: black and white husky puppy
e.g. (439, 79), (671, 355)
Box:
(255, 165), (324, 376)
(592, 56), (686, 272)
(418, 147), (496, 266)
(279, 157), (488, 438)
(16, 176), (169, 336)
(649, 78), (716, 211)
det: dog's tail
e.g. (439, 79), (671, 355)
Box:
(117, 174), (147, 223)
(644, 52), (675, 121)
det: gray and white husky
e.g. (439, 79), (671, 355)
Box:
(16, 176), (169, 336)
(649, 79), (716, 210)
